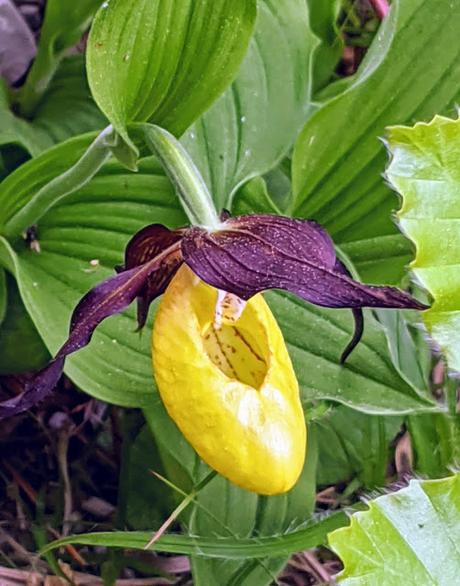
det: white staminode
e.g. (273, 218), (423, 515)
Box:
(214, 290), (247, 330)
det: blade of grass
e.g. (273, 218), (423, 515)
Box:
(144, 471), (217, 549)
(41, 508), (357, 560)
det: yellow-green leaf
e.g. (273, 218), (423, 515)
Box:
(329, 474), (460, 585)
(387, 115), (460, 371)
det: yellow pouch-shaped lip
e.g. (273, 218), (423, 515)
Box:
(153, 265), (306, 495)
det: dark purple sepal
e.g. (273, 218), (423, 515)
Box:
(123, 224), (184, 329)
(182, 214), (427, 360)
(0, 239), (182, 420)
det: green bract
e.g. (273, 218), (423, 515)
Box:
(87, 0), (257, 146)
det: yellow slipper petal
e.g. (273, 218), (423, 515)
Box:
(153, 265), (306, 495)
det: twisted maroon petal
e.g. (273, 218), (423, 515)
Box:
(123, 224), (185, 329)
(0, 235), (182, 420)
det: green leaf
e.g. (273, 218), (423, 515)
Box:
(387, 115), (460, 371)
(329, 474), (460, 585)
(41, 508), (350, 559)
(307, 0), (343, 93)
(340, 235), (414, 286)
(0, 80), (51, 157)
(181, 0), (315, 210)
(126, 426), (174, 530)
(1, 57), (106, 159)
(0, 150), (186, 408)
(266, 291), (437, 414)
(292, 0), (460, 284)
(0, 133), (97, 227)
(87, 0), (257, 145)
(408, 413), (460, 479)
(0, 273), (50, 374)
(17, 0), (102, 117)
(232, 177), (281, 216)
(315, 406), (402, 488)
(375, 309), (431, 392)
(31, 56), (107, 145)
(0, 128), (116, 238)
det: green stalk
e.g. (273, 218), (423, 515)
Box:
(144, 470), (217, 550)
(18, 48), (62, 119)
(0, 269), (6, 326)
(3, 126), (115, 238)
(141, 123), (221, 229)
(446, 375), (458, 417)
(16, 0), (100, 118)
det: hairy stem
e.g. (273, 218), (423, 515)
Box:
(142, 123), (221, 229)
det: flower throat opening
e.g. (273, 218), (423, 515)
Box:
(203, 323), (268, 389)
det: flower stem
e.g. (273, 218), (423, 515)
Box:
(141, 123), (221, 229)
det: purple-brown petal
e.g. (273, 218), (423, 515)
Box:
(334, 259), (364, 364)
(123, 224), (184, 329)
(0, 358), (65, 419)
(0, 240), (181, 420)
(182, 214), (427, 360)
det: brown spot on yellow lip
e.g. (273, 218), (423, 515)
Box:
(202, 321), (267, 389)
(233, 329), (266, 364)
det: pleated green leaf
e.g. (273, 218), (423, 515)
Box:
(315, 406), (402, 488)
(0, 274), (50, 374)
(87, 0), (257, 143)
(0, 268), (6, 326)
(1, 57), (106, 159)
(267, 291), (436, 414)
(181, 0), (315, 210)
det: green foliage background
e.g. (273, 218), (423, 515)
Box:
(1, 0), (460, 584)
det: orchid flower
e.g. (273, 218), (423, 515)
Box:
(0, 125), (427, 495)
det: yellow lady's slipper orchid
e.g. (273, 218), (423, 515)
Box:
(153, 265), (306, 495)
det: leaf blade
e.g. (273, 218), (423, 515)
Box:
(292, 0), (460, 284)
(387, 115), (460, 371)
(329, 474), (460, 585)
(41, 509), (350, 560)
(181, 0), (316, 210)
(87, 0), (257, 141)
